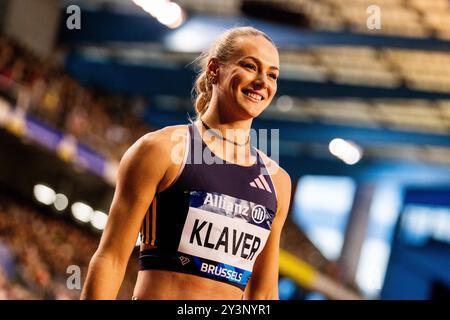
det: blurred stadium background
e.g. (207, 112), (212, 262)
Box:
(0, 0), (449, 300)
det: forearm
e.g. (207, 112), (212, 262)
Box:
(80, 253), (128, 300)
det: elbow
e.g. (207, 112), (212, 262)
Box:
(91, 248), (129, 271)
(81, 251), (128, 300)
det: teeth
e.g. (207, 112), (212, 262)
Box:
(245, 91), (263, 101)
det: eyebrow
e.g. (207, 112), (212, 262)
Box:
(240, 56), (279, 72)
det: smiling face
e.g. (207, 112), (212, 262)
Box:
(210, 35), (280, 120)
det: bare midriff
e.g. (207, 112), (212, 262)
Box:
(132, 269), (244, 300)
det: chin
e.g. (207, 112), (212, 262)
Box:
(235, 99), (269, 119)
(240, 104), (267, 119)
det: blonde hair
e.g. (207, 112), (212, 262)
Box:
(191, 27), (275, 118)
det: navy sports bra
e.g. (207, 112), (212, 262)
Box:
(138, 123), (278, 290)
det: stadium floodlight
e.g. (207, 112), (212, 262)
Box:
(71, 202), (93, 223)
(132, 0), (184, 29)
(329, 138), (363, 165)
(132, 0), (166, 17)
(90, 210), (108, 231)
(33, 184), (56, 205)
(276, 95), (294, 112)
(53, 193), (69, 212)
(156, 2), (184, 28)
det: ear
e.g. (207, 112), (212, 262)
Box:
(207, 58), (219, 77)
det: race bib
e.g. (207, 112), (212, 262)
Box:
(178, 191), (274, 286)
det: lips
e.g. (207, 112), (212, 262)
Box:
(242, 89), (265, 102)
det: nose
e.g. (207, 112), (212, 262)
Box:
(252, 73), (268, 90)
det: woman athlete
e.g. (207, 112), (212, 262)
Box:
(81, 26), (292, 300)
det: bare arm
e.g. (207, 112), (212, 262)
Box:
(80, 131), (170, 299)
(243, 167), (292, 300)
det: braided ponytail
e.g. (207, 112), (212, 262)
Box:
(193, 70), (212, 116)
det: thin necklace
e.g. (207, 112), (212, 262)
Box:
(200, 118), (250, 147)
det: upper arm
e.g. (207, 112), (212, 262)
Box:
(94, 131), (171, 267)
(244, 166), (292, 299)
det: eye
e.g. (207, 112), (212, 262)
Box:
(243, 63), (256, 70)
(269, 73), (278, 80)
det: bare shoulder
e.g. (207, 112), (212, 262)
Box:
(116, 124), (188, 186)
(136, 124), (187, 150)
(122, 124), (188, 163)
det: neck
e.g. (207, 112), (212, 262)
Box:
(200, 101), (253, 141)
(196, 105), (257, 165)
(199, 118), (252, 148)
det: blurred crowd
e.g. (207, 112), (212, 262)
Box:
(0, 34), (151, 161)
(0, 196), (138, 300)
